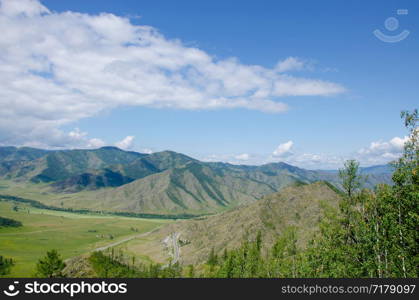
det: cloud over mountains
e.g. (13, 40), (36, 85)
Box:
(0, 0), (345, 148)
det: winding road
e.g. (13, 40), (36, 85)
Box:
(163, 232), (181, 267)
(92, 227), (161, 252)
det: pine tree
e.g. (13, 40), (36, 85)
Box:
(207, 247), (218, 267)
(0, 255), (14, 276)
(35, 249), (66, 278)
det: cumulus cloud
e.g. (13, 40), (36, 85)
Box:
(270, 136), (408, 169)
(272, 141), (294, 157)
(276, 57), (306, 72)
(201, 135), (409, 170)
(356, 136), (408, 165)
(201, 153), (257, 165)
(115, 136), (135, 150)
(61, 128), (105, 149)
(279, 153), (344, 170)
(86, 138), (105, 149)
(8, 127), (106, 149)
(0, 0), (345, 148)
(140, 148), (153, 154)
(201, 150), (342, 169)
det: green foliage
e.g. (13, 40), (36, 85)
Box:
(89, 251), (182, 278)
(303, 109), (418, 278)
(207, 248), (218, 267)
(205, 236), (262, 277)
(200, 228), (304, 278)
(267, 227), (302, 277)
(199, 109), (418, 278)
(339, 159), (363, 198)
(0, 200), (166, 277)
(35, 250), (66, 278)
(0, 216), (22, 227)
(0, 255), (14, 276)
(0, 194), (201, 220)
(186, 265), (195, 278)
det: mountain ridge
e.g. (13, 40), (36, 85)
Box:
(0, 146), (394, 215)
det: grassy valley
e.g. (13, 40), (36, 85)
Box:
(0, 200), (171, 277)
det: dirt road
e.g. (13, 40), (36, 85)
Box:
(163, 232), (180, 267)
(92, 227), (161, 252)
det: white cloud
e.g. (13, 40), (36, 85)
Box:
(115, 136), (135, 150)
(0, 0), (48, 17)
(0, 0), (345, 148)
(279, 152), (344, 170)
(270, 136), (408, 169)
(140, 148), (153, 154)
(272, 141), (293, 157)
(68, 128), (87, 140)
(201, 153), (255, 165)
(234, 153), (250, 161)
(86, 138), (105, 149)
(4, 127), (106, 150)
(201, 150), (342, 169)
(200, 135), (409, 170)
(276, 57), (306, 72)
(356, 136), (408, 165)
(59, 128), (105, 149)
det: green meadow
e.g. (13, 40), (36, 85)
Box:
(0, 201), (171, 277)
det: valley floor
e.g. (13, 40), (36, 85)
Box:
(0, 200), (172, 277)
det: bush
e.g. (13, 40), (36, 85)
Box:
(0, 216), (22, 227)
(0, 256), (14, 276)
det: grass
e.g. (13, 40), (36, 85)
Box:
(0, 201), (172, 277)
(0, 179), (93, 205)
(0, 180), (209, 217)
(110, 235), (168, 265)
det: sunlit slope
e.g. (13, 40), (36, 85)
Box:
(120, 181), (341, 265)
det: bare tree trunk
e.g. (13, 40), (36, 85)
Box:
(374, 221), (382, 278)
(398, 203), (407, 278)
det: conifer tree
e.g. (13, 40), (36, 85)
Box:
(36, 249), (66, 278)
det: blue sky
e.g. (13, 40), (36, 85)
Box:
(0, 0), (418, 168)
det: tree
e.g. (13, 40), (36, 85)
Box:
(187, 265), (195, 278)
(339, 159), (362, 198)
(36, 250), (66, 278)
(207, 248), (218, 267)
(0, 256), (14, 276)
(383, 109), (418, 277)
(268, 226), (300, 277)
(304, 109), (418, 278)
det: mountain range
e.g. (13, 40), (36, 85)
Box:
(0, 146), (394, 215)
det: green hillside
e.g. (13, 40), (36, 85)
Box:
(0, 146), (393, 215)
(97, 181), (342, 266)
